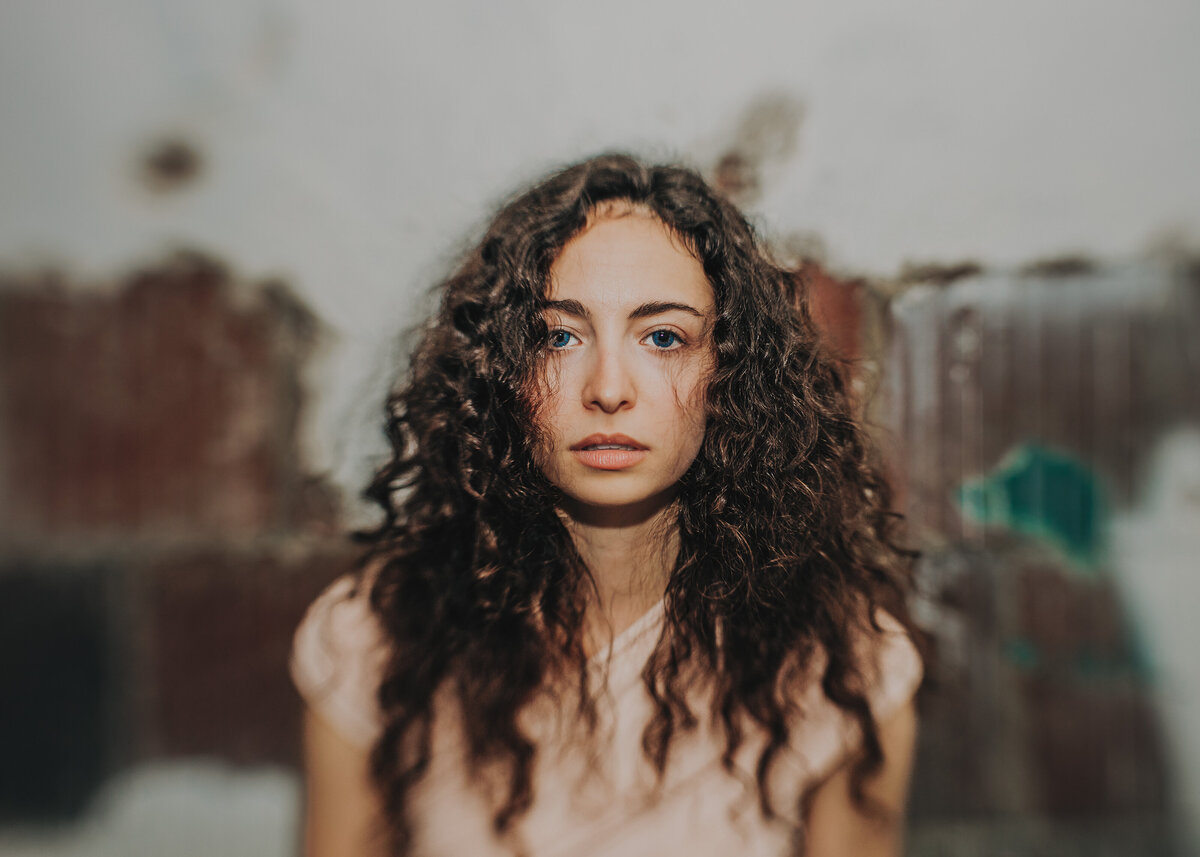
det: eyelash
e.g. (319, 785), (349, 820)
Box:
(546, 328), (686, 351)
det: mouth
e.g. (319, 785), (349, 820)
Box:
(569, 434), (648, 470)
(569, 433), (648, 451)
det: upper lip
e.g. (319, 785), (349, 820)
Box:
(570, 433), (648, 450)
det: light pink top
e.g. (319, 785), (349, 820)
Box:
(291, 576), (922, 856)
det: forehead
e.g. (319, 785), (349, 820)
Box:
(547, 213), (713, 310)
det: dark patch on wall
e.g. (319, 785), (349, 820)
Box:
(712, 151), (760, 205)
(132, 546), (357, 764)
(0, 562), (119, 822)
(710, 92), (804, 207)
(907, 547), (1010, 818)
(140, 137), (203, 192)
(1181, 256), (1200, 289)
(898, 260), (983, 286)
(1020, 255), (1098, 278)
(1013, 564), (1166, 814)
(261, 278), (320, 348)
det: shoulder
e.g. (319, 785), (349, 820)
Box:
(855, 608), (924, 725)
(290, 574), (390, 749)
(796, 608), (923, 721)
(779, 609), (923, 789)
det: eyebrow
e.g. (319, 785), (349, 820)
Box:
(542, 298), (708, 321)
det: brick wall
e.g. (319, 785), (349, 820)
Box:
(0, 253), (354, 820)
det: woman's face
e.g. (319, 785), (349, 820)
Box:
(535, 209), (715, 515)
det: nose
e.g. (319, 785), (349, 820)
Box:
(581, 343), (635, 413)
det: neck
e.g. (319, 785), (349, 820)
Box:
(558, 488), (679, 655)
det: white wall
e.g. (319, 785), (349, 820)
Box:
(3, 3), (1198, 849)
(3, 0), (1199, 499)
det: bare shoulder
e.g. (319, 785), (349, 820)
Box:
(302, 704), (388, 857)
(858, 608), (924, 724)
(293, 567), (400, 857)
(802, 698), (919, 857)
(797, 608), (923, 857)
(290, 573), (390, 753)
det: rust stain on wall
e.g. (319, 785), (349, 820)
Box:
(0, 251), (338, 547)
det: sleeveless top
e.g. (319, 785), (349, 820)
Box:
(290, 576), (922, 857)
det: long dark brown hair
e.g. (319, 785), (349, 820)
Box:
(355, 153), (919, 854)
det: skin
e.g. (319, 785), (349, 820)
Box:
(536, 207), (715, 649)
(302, 210), (917, 857)
(302, 709), (385, 857)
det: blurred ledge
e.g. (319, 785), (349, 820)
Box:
(0, 761), (298, 857)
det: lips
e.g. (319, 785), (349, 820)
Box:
(569, 433), (648, 451)
(569, 433), (648, 471)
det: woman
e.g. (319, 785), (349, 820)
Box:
(291, 154), (923, 857)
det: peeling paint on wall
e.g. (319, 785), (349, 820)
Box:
(957, 444), (1108, 572)
(0, 250), (339, 546)
(709, 92), (805, 208)
(891, 260), (1194, 848)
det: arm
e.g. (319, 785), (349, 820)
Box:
(802, 699), (919, 857)
(301, 705), (386, 857)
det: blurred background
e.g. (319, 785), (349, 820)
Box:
(1, 1), (1197, 855)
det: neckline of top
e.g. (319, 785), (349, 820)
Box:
(589, 597), (667, 665)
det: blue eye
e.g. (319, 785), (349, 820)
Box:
(549, 329), (577, 349)
(647, 330), (680, 349)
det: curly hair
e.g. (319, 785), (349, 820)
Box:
(354, 153), (919, 854)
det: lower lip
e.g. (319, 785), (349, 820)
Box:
(571, 448), (648, 470)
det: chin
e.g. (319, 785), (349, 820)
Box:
(559, 480), (678, 514)
(570, 489), (650, 508)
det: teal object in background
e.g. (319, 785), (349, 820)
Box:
(958, 444), (1108, 572)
